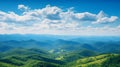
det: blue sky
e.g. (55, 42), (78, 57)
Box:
(0, 0), (119, 15)
(0, 0), (120, 35)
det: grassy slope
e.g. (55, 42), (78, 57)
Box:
(65, 54), (120, 67)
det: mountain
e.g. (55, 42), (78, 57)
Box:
(0, 35), (120, 67)
(0, 51), (120, 67)
(0, 48), (64, 67)
(1, 38), (120, 54)
(65, 54), (120, 67)
(0, 45), (14, 52)
(55, 49), (97, 62)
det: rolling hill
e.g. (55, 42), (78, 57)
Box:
(65, 54), (120, 67)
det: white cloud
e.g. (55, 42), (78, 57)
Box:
(93, 11), (118, 24)
(0, 4), (119, 35)
(74, 12), (97, 21)
(18, 4), (29, 11)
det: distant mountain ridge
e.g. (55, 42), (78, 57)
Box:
(0, 34), (120, 41)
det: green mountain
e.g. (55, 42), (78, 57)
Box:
(65, 54), (120, 67)
(0, 48), (64, 67)
(0, 35), (120, 67)
(0, 50), (120, 67)
(55, 49), (98, 62)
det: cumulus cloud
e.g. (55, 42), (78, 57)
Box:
(18, 4), (29, 11)
(0, 4), (119, 35)
(93, 11), (118, 24)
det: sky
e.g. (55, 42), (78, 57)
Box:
(0, 0), (120, 36)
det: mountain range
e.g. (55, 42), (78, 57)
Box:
(0, 34), (120, 67)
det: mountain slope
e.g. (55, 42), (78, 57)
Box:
(65, 54), (120, 67)
(0, 48), (63, 67)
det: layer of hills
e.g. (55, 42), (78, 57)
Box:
(0, 48), (120, 67)
(0, 34), (120, 67)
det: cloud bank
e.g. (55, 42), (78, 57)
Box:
(0, 5), (119, 35)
